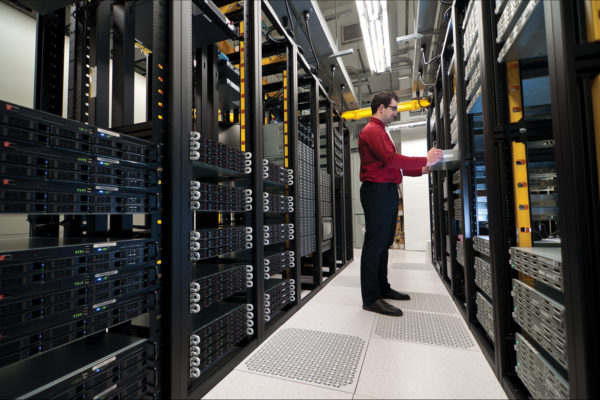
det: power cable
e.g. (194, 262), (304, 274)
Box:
(303, 10), (320, 72)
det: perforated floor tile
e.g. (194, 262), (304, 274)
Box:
(244, 328), (366, 390)
(390, 263), (434, 271)
(374, 311), (476, 349)
(390, 292), (458, 314)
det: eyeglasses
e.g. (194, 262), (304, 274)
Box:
(385, 105), (398, 111)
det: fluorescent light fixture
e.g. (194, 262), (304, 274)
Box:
(329, 49), (355, 58)
(356, 0), (391, 74)
(396, 33), (423, 43)
(387, 120), (427, 131)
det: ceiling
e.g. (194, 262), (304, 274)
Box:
(312, 0), (450, 110)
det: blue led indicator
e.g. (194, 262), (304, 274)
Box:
(96, 307), (101, 312)
(95, 368), (100, 373)
(96, 277), (102, 282)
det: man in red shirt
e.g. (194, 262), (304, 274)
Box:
(359, 91), (443, 316)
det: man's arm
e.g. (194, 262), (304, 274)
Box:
(364, 127), (427, 170)
(403, 168), (424, 177)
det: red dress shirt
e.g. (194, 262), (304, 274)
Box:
(358, 117), (427, 184)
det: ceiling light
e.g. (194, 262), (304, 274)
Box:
(396, 33), (423, 43)
(387, 120), (427, 131)
(356, 0), (391, 74)
(329, 49), (355, 58)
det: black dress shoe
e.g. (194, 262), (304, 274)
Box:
(383, 288), (411, 301)
(362, 299), (403, 316)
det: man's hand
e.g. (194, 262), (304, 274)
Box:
(426, 148), (444, 166)
(422, 166), (430, 174)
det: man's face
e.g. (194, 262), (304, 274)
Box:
(380, 99), (398, 125)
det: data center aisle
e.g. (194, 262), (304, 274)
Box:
(204, 249), (507, 399)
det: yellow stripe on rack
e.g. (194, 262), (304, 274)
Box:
(239, 22), (245, 151)
(585, 0), (600, 41)
(284, 70), (289, 168)
(592, 75), (600, 199)
(507, 61), (523, 124)
(512, 141), (532, 247)
(219, 2), (242, 15)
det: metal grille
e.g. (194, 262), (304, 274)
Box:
(390, 263), (434, 271)
(394, 292), (458, 314)
(244, 328), (365, 388)
(374, 311), (475, 349)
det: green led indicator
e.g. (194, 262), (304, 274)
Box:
(73, 312), (83, 319)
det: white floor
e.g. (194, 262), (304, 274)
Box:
(204, 249), (507, 399)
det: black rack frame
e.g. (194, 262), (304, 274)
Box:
(428, 1), (600, 399)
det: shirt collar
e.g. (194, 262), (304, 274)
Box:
(369, 117), (385, 128)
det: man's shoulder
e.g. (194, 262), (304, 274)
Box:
(362, 120), (382, 132)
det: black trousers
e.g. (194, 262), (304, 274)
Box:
(360, 181), (399, 305)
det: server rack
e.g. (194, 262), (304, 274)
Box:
(0, 1), (166, 398)
(167, 0), (354, 398)
(0, 1), (354, 398)
(428, 1), (600, 399)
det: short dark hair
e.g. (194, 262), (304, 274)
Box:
(371, 91), (399, 114)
